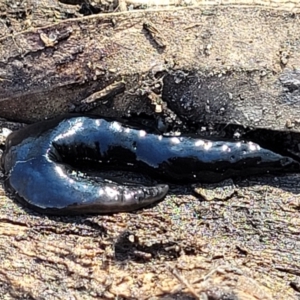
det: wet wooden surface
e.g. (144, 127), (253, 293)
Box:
(0, 1), (300, 133)
(0, 1), (300, 299)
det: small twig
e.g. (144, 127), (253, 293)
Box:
(143, 21), (167, 49)
(184, 23), (203, 30)
(80, 81), (125, 104)
(167, 263), (205, 300)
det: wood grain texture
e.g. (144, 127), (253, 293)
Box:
(1, 1), (300, 299)
(0, 3), (300, 133)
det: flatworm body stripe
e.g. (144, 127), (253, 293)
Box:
(1, 115), (299, 215)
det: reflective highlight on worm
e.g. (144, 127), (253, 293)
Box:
(1, 115), (299, 215)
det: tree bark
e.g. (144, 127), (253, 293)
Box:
(0, 1), (300, 299)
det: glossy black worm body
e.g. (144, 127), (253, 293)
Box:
(1, 115), (300, 215)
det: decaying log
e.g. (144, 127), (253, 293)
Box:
(0, 1), (300, 299)
(0, 1), (300, 133)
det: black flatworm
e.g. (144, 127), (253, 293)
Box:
(1, 115), (299, 215)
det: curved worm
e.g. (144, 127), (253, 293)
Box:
(1, 115), (299, 215)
